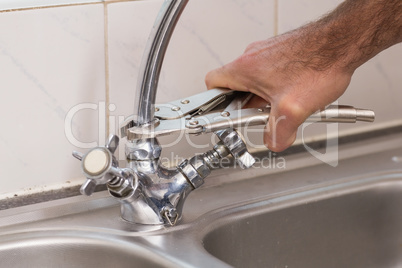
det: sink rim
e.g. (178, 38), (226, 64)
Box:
(0, 228), (187, 268)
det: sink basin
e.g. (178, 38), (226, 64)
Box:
(0, 230), (175, 268)
(202, 173), (402, 268)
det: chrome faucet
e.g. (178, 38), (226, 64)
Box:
(72, 0), (375, 226)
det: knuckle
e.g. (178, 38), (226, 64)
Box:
(275, 98), (310, 126)
(204, 71), (214, 88)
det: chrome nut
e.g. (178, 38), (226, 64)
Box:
(189, 155), (211, 179)
(108, 178), (133, 198)
(178, 159), (204, 189)
(215, 128), (255, 169)
(213, 143), (230, 158)
(107, 170), (138, 198)
(125, 138), (162, 160)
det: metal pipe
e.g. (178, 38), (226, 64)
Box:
(133, 0), (189, 125)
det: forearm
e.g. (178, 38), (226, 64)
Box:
(295, 0), (402, 73)
(298, 0), (402, 72)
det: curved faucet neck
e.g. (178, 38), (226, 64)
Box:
(134, 0), (189, 126)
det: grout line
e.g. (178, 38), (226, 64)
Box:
(104, 2), (111, 137)
(0, 0), (144, 13)
(273, 0), (278, 36)
(0, 2), (99, 13)
(104, 0), (144, 3)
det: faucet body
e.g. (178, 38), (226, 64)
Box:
(114, 159), (193, 225)
(120, 0), (192, 225)
(73, 132), (242, 225)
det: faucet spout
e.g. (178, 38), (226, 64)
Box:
(134, 0), (189, 126)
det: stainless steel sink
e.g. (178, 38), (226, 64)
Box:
(202, 172), (402, 268)
(0, 230), (174, 268)
(1, 134), (402, 268)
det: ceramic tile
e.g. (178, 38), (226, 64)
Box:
(107, 0), (276, 160)
(107, 0), (162, 120)
(277, 0), (342, 34)
(0, 4), (105, 195)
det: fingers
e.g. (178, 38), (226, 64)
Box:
(205, 67), (228, 90)
(206, 63), (307, 152)
(205, 65), (241, 91)
(205, 54), (256, 92)
(244, 94), (269, 109)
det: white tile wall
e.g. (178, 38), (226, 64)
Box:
(0, 4), (105, 197)
(0, 0), (400, 198)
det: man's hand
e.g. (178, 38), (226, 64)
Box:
(205, 0), (401, 152)
(206, 34), (352, 152)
